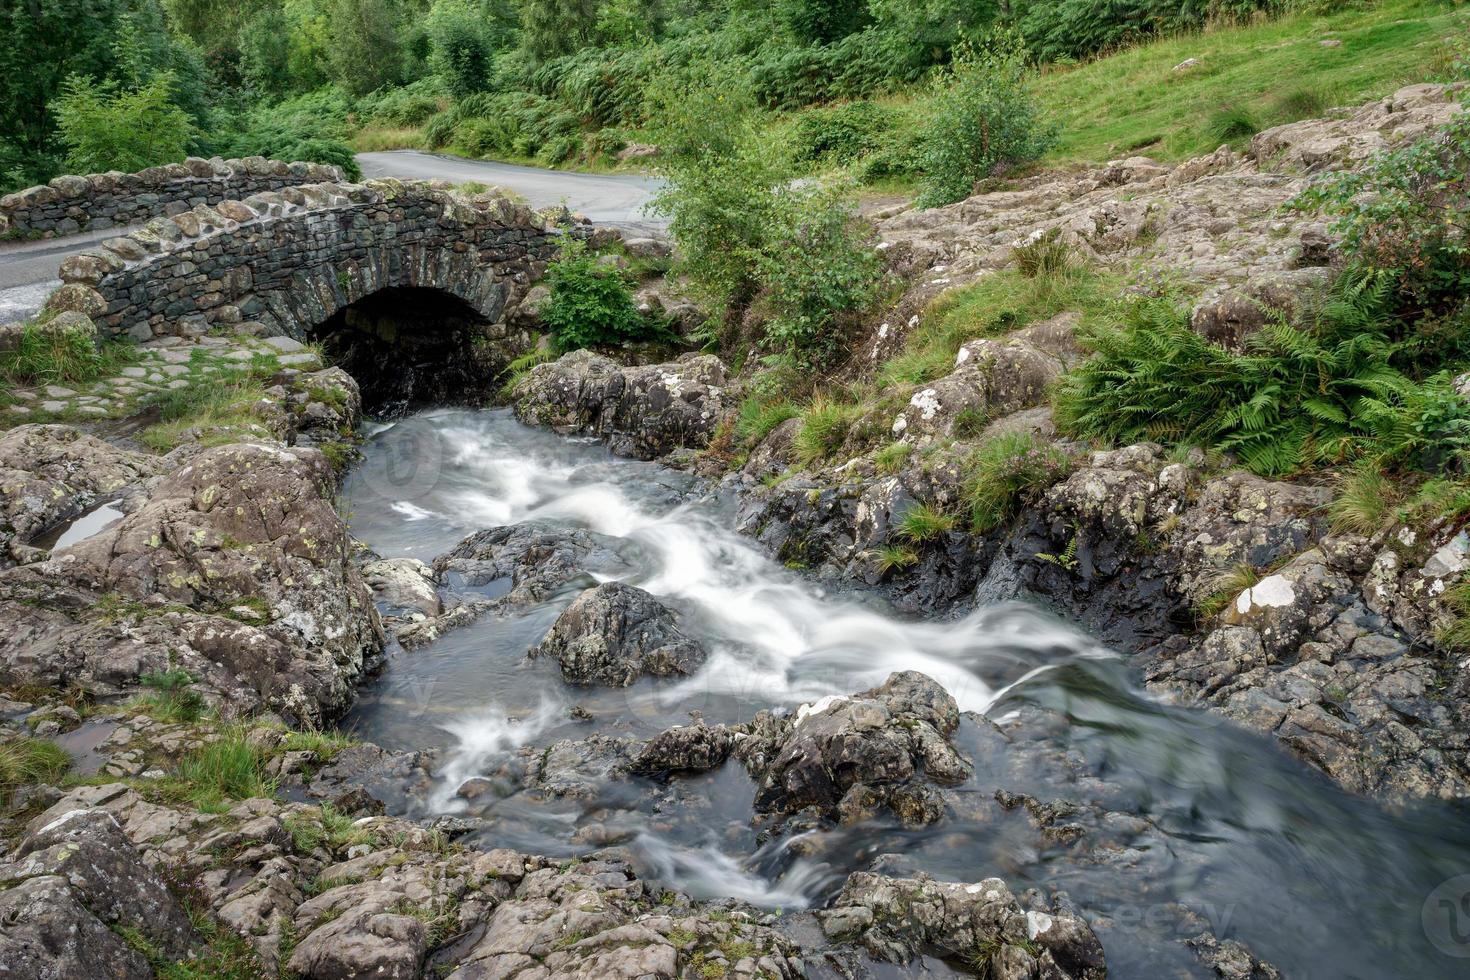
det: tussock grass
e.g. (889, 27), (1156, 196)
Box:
(897, 502), (956, 543)
(0, 736), (71, 802)
(963, 431), (1073, 533)
(794, 396), (860, 465)
(0, 317), (136, 388)
(1329, 463), (1401, 535)
(172, 728), (274, 812)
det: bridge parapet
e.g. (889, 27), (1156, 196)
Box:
(0, 156), (344, 239)
(42, 177), (561, 343)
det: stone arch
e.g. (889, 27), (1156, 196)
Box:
(46, 178), (559, 352)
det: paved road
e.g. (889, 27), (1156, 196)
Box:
(0, 151), (664, 323)
(357, 151), (664, 230)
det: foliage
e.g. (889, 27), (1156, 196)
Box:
(1328, 463), (1402, 535)
(218, 88), (362, 178)
(737, 395), (802, 443)
(1053, 275), (1440, 477)
(136, 668), (206, 723)
(1012, 228), (1076, 279)
(0, 736), (71, 803)
(916, 33), (1055, 208)
(0, 0), (206, 191)
(758, 181), (884, 369)
(426, 0), (496, 98)
(794, 395), (859, 465)
(52, 72), (198, 174)
(326, 0), (403, 96)
(963, 431), (1072, 532)
(1294, 111), (1470, 330)
(1016, 0), (1281, 63)
(540, 237), (650, 351)
(791, 101), (895, 165)
(0, 317), (136, 390)
(174, 727), (274, 810)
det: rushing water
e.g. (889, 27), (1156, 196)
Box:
(341, 408), (1470, 979)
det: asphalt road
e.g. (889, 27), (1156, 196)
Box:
(0, 151), (663, 323)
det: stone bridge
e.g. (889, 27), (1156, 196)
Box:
(42, 178), (564, 409)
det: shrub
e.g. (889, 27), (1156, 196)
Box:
(51, 72), (198, 174)
(963, 431), (1072, 532)
(1294, 111), (1470, 331)
(915, 33), (1055, 209)
(540, 237), (649, 351)
(791, 101), (894, 165)
(758, 181), (884, 369)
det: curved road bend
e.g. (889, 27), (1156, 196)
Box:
(0, 150), (663, 324)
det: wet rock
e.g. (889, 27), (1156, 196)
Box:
(632, 723), (736, 775)
(434, 521), (630, 603)
(513, 349), (728, 460)
(534, 582), (706, 686)
(0, 424), (158, 556)
(735, 671), (972, 827)
(821, 871), (1106, 979)
(363, 556), (443, 617)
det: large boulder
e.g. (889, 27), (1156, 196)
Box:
(821, 872), (1106, 980)
(0, 442), (383, 722)
(892, 336), (1062, 442)
(533, 581), (706, 686)
(513, 350), (728, 460)
(0, 808), (196, 978)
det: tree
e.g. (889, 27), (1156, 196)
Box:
(518, 0), (600, 62)
(426, 0), (494, 98)
(239, 8), (294, 97)
(327, 0), (403, 95)
(777, 0), (870, 44)
(0, 0), (202, 192)
(52, 72), (199, 174)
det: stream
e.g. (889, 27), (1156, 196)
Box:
(339, 408), (1470, 979)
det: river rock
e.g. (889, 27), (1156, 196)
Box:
(534, 582), (706, 686)
(513, 350), (728, 460)
(822, 871), (1106, 979)
(735, 671), (973, 827)
(434, 521), (631, 602)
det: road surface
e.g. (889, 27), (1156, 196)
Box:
(0, 151), (664, 324)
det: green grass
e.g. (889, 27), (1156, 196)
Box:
(1196, 561), (1264, 619)
(963, 431), (1073, 533)
(171, 728), (274, 812)
(1329, 463), (1402, 534)
(794, 396), (861, 465)
(737, 394), (802, 443)
(0, 317), (137, 391)
(1030, 0), (1470, 164)
(139, 378), (271, 452)
(284, 802), (379, 855)
(874, 441), (912, 474)
(879, 265), (1115, 389)
(133, 668), (206, 723)
(0, 736), (71, 802)
(897, 502), (956, 543)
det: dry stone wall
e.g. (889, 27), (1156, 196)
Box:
(43, 178), (561, 343)
(0, 156), (344, 238)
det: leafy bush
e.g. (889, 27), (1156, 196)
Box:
(792, 101), (895, 165)
(758, 182), (884, 369)
(1053, 276), (1436, 476)
(426, 0), (495, 98)
(540, 237), (650, 351)
(1294, 111), (1470, 332)
(219, 88), (362, 179)
(51, 71), (198, 174)
(360, 80), (444, 126)
(916, 34), (1055, 209)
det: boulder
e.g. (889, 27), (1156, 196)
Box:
(513, 350), (728, 460)
(533, 582), (706, 686)
(734, 671), (972, 827)
(0, 423), (158, 555)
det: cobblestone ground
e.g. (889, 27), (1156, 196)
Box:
(2, 333), (322, 425)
